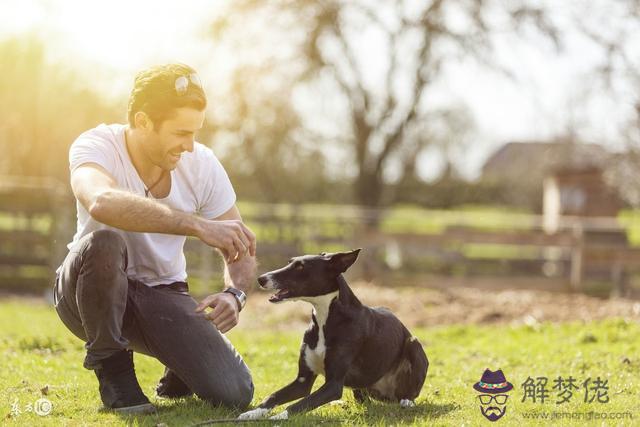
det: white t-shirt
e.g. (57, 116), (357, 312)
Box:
(64, 123), (236, 286)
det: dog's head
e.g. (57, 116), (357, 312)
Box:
(257, 249), (361, 303)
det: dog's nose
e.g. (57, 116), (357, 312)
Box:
(257, 275), (268, 288)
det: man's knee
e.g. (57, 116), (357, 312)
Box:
(87, 229), (126, 254)
(82, 230), (127, 274)
(196, 371), (254, 409)
(232, 376), (254, 410)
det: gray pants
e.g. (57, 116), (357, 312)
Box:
(53, 229), (253, 409)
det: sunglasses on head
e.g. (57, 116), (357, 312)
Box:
(174, 73), (202, 95)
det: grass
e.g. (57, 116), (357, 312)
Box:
(1, 297), (639, 426)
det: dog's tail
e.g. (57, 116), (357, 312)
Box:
(398, 336), (429, 400)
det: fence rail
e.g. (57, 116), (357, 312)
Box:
(1, 182), (639, 295)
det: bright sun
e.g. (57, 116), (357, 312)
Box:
(2, 0), (218, 74)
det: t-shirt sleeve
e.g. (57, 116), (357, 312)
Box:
(198, 150), (237, 219)
(69, 127), (117, 174)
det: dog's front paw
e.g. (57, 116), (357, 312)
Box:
(269, 410), (289, 420)
(238, 407), (270, 420)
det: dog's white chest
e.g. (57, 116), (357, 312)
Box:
(304, 331), (326, 375)
(301, 292), (336, 376)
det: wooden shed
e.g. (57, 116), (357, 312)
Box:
(543, 166), (624, 233)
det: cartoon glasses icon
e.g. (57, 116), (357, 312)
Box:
(174, 73), (202, 95)
(477, 394), (509, 405)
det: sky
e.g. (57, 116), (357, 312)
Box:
(1, 0), (218, 96)
(1, 0), (636, 180)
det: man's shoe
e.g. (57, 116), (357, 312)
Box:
(156, 367), (193, 399)
(94, 349), (156, 414)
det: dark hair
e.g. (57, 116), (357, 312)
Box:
(127, 63), (207, 129)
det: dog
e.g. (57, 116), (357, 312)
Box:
(238, 249), (428, 420)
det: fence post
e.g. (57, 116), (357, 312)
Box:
(610, 254), (627, 298)
(569, 221), (584, 291)
(51, 190), (73, 273)
(199, 240), (214, 287)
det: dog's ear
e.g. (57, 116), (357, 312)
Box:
(329, 249), (361, 273)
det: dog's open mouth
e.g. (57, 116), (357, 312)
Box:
(269, 288), (290, 303)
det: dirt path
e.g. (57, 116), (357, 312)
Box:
(3, 280), (639, 330)
(242, 281), (640, 330)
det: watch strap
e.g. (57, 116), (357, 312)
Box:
(224, 287), (246, 311)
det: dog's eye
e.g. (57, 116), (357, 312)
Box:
(293, 261), (304, 270)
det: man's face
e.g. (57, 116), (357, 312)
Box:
(141, 107), (205, 170)
(478, 393), (509, 421)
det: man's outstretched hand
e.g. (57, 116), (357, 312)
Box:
(195, 292), (240, 333)
(196, 219), (256, 264)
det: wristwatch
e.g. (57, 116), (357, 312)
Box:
(224, 287), (247, 311)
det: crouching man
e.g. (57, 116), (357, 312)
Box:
(53, 63), (256, 414)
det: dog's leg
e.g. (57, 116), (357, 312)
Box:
(270, 378), (344, 419)
(270, 347), (355, 419)
(238, 347), (317, 420)
(353, 388), (370, 403)
(394, 336), (429, 403)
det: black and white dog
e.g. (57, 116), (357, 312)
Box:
(239, 249), (428, 420)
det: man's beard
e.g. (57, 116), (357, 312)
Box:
(481, 405), (506, 421)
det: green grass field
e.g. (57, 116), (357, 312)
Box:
(1, 297), (638, 426)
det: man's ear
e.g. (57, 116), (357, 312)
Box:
(134, 111), (154, 132)
(329, 249), (361, 273)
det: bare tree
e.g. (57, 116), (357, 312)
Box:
(203, 63), (333, 203)
(211, 0), (561, 208)
(574, 1), (640, 205)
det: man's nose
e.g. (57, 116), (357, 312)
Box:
(182, 139), (194, 153)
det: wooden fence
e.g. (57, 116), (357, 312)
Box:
(0, 177), (70, 293)
(1, 181), (639, 296)
(235, 206), (640, 296)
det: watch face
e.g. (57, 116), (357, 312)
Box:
(226, 288), (246, 308)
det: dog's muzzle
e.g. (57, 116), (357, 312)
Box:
(257, 274), (291, 303)
(257, 274), (274, 289)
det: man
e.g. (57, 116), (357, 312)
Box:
(53, 63), (257, 414)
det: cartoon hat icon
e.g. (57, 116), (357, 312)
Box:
(473, 369), (513, 394)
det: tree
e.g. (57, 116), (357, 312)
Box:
(0, 35), (119, 182)
(574, 1), (640, 205)
(203, 65), (335, 203)
(210, 0), (561, 209)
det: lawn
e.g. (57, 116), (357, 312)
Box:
(1, 297), (639, 426)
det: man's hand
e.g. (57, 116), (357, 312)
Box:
(196, 219), (256, 264)
(195, 292), (240, 333)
